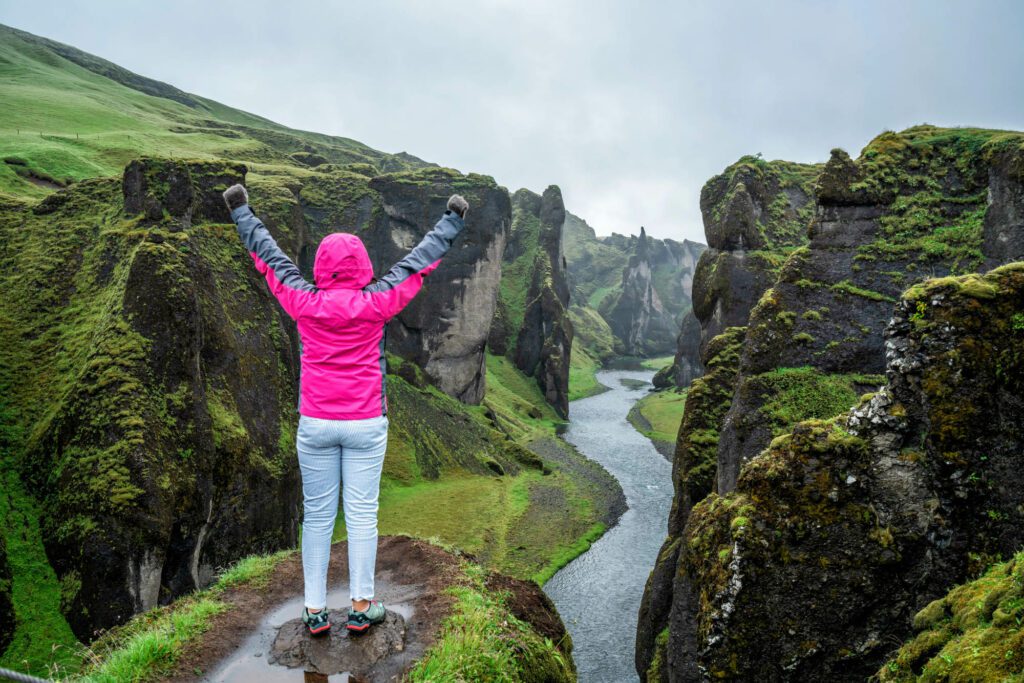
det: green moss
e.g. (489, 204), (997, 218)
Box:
(831, 279), (896, 302)
(879, 551), (1024, 682)
(752, 367), (884, 437)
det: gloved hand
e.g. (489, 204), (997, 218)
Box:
(447, 194), (469, 219)
(223, 184), (249, 211)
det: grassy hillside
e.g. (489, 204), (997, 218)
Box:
(0, 23), (428, 202)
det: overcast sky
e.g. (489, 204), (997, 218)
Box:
(2, 1), (1022, 241)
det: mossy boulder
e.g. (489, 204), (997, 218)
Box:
(878, 551), (1024, 682)
(663, 263), (1024, 680)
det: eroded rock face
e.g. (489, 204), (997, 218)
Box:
(366, 170), (510, 404)
(637, 126), (1024, 681)
(266, 166), (511, 405)
(489, 187), (573, 416)
(604, 227), (680, 355)
(672, 263), (1024, 680)
(12, 160), (301, 640)
(716, 130), (1024, 496)
(691, 157), (818, 362)
(513, 187), (573, 416)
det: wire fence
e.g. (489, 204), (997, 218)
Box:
(0, 667), (52, 683)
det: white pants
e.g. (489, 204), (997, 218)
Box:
(296, 414), (388, 609)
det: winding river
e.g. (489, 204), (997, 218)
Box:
(544, 369), (674, 683)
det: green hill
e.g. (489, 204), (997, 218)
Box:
(0, 23), (431, 201)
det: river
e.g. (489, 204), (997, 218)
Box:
(544, 369), (674, 683)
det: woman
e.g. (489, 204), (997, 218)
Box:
(223, 184), (468, 635)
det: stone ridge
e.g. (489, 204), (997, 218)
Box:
(637, 126), (1024, 681)
(673, 262), (1024, 679)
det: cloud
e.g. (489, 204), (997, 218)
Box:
(2, 0), (1022, 242)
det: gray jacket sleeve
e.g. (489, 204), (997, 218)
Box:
(364, 210), (466, 292)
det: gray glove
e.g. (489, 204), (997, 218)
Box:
(447, 194), (469, 219)
(223, 184), (249, 211)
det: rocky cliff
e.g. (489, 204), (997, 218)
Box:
(690, 156), (820, 363)
(637, 126), (1024, 680)
(0, 156), (515, 642)
(564, 211), (704, 359)
(674, 262), (1024, 680)
(717, 127), (1022, 494)
(602, 227), (676, 355)
(489, 187), (573, 416)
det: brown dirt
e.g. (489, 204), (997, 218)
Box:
(165, 536), (464, 682)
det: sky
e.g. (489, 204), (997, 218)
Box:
(2, 0), (1023, 242)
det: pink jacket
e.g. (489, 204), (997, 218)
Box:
(231, 205), (465, 419)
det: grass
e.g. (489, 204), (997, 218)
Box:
(0, 465), (82, 677)
(630, 389), (688, 444)
(483, 353), (565, 442)
(0, 24), (425, 201)
(406, 561), (573, 683)
(641, 355), (676, 371)
(69, 550), (292, 682)
(754, 367), (885, 436)
(568, 341), (608, 401)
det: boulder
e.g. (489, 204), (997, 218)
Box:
(270, 610), (407, 677)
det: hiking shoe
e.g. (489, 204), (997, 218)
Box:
(347, 600), (386, 633)
(302, 607), (331, 636)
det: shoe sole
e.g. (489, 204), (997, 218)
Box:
(307, 622), (331, 635)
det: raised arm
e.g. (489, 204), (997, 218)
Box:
(365, 194), (468, 321)
(224, 184), (315, 320)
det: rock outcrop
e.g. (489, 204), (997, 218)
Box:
(489, 187), (573, 416)
(690, 156), (820, 362)
(637, 126), (1024, 680)
(289, 167), (511, 405)
(603, 227), (682, 355)
(674, 262), (1024, 679)
(8, 161), (302, 640)
(717, 128), (1024, 495)
(564, 210), (705, 360)
(656, 310), (703, 389)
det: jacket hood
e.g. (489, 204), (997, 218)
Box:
(313, 233), (375, 289)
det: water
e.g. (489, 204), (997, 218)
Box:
(544, 369), (674, 683)
(203, 572), (419, 682)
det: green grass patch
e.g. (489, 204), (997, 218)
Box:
(0, 465), (82, 677)
(754, 367), (885, 436)
(484, 353), (565, 442)
(630, 389), (688, 444)
(406, 561), (573, 683)
(641, 355), (676, 371)
(568, 341), (607, 401)
(72, 549), (292, 682)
